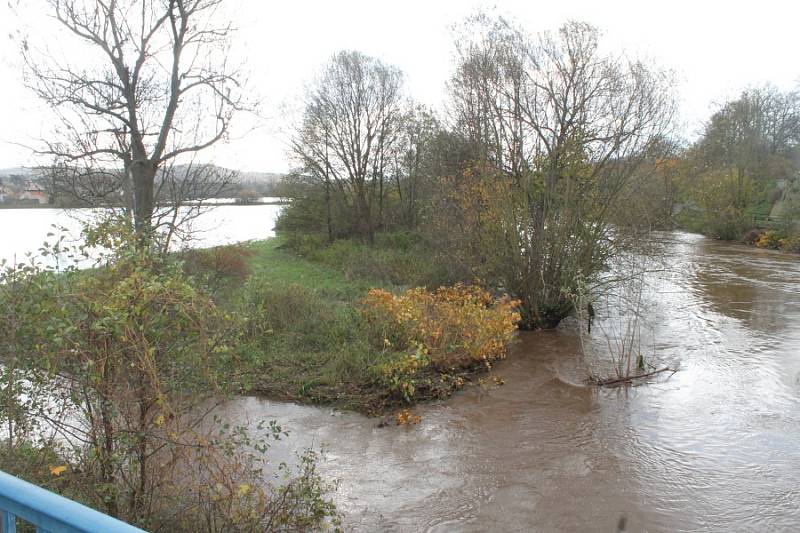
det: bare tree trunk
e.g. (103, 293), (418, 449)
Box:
(324, 132), (333, 243)
(24, 0), (244, 245)
(132, 161), (157, 238)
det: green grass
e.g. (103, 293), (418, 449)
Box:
(228, 237), (400, 413)
(243, 236), (377, 300)
(218, 233), (507, 415)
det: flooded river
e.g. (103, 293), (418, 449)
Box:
(218, 232), (800, 531)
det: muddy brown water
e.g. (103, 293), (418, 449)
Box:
(217, 232), (800, 532)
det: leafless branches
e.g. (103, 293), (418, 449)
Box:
(444, 16), (678, 327)
(290, 50), (404, 243)
(23, 0), (246, 238)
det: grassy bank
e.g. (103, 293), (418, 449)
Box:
(247, 237), (378, 298)
(199, 235), (518, 415)
(236, 237), (390, 412)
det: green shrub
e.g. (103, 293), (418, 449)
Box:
(281, 231), (454, 289)
(182, 244), (254, 290)
(703, 207), (751, 240)
(241, 281), (359, 350)
(778, 233), (800, 253)
(374, 230), (421, 251)
(313, 239), (359, 268)
(280, 232), (327, 258)
(236, 278), (397, 409)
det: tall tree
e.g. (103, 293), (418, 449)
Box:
(439, 16), (677, 328)
(22, 0), (244, 241)
(388, 105), (441, 228)
(691, 85), (800, 210)
(291, 50), (404, 243)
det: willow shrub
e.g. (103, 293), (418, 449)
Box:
(361, 284), (520, 402)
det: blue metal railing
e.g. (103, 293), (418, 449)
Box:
(0, 471), (145, 532)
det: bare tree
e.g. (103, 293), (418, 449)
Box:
(440, 16), (677, 328)
(388, 105), (441, 229)
(22, 0), (245, 242)
(291, 50), (404, 243)
(151, 161), (238, 250)
(691, 85), (800, 209)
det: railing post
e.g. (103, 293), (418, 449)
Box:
(1, 510), (15, 533)
(0, 471), (145, 532)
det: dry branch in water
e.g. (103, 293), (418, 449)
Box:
(591, 367), (676, 387)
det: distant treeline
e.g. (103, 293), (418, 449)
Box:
(0, 166), (285, 208)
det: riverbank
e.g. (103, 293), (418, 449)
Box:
(216, 232), (800, 531)
(217, 236), (519, 415)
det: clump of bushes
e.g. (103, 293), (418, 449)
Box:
(778, 234), (800, 252)
(702, 207), (752, 240)
(241, 281), (362, 351)
(182, 244), (254, 290)
(237, 280), (391, 407)
(361, 284), (520, 402)
(755, 229), (785, 249)
(0, 228), (340, 531)
(236, 277), (520, 410)
(751, 228), (800, 252)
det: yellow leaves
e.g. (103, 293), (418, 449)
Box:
(237, 483), (251, 497)
(756, 230), (786, 250)
(49, 465), (67, 476)
(154, 413), (166, 427)
(363, 284), (519, 369)
(364, 284), (519, 402)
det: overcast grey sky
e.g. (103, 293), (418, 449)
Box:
(1, 0), (799, 172)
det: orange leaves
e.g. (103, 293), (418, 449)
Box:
(395, 409), (422, 426)
(362, 284), (520, 402)
(49, 465), (68, 476)
(362, 284), (520, 370)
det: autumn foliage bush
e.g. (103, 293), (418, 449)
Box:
(755, 229), (786, 249)
(742, 228), (800, 252)
(778, 234), (800, 252)
(361, 284), (520, 401)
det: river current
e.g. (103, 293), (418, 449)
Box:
(217, 232), (800, 532)
(2, 208), (797, 531)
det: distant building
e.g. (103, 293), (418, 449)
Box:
(19, 183), (47, 204)
(0, 186), (7, 202)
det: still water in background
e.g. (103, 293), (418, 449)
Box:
(217, 232), (800, 532)
(0, 203), (283, 266)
